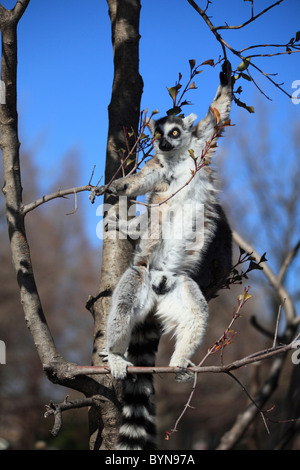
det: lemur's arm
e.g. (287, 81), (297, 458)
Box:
(105, 156), (166, 198)
(194, 60), (232, 143)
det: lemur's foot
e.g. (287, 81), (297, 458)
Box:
(98, 347), (108, 361)
(175, 367), (194, 383)
(107, 353), (133, 380)
(170, 358), (195, 383)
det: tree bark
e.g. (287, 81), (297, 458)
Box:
(0, 0), (143, 451)
(0, 1), (113, 426)
(87, 0), (143, 450)
(0, 2), (61, 366)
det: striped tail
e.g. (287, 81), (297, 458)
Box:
(117, 312), (161, 450)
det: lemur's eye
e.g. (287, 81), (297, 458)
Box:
(169, 128), (181, 138)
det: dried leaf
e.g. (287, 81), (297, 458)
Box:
(166, 106), (182, 116)
(201, 59), (215, 66)
(235, 97), (255, 114)
(211, 107), (220, 124)
(167, 85), (181, 101)
(259, 252), (267, 263)
(222, 119), (234, 127)
(180, 100), (191, 107)
(188, 149), (196, 160)
(239, 247), (246, 256)
(249, 260), (263, 271)
(239, 72), (252, 82)
(189, 59), (196, 71)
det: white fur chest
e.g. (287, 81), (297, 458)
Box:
(161, 153), (213, 208)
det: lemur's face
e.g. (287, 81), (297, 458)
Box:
(150, 113), (197, 154)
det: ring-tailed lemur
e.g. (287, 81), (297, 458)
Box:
(102, 60), (233, 449)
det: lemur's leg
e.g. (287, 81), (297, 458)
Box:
(155, 274), (208, 382)
(106, 265), (156, 380)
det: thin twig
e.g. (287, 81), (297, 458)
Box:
(170, 377), (197, 436)
(44, 396), (99, 436)
(66, 190), (78, 215)
(273, 300), (285, 348)
(186, 0), (294, 99)
(239, 43), (300, 53)
(22, 184), (102, 215)
(233, 231), (296, 324)
(214, 0), (284, 31)
(227, 371), (271, 435)
(88, 165), (96, 185)
(277, 240), (300, 285)
(247, 50), (300, 59)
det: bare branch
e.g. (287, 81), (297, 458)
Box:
(214, 1), (284, 31)
(243, 60), (294, 99)
(0, 0), (31, 24)
(227, 371), (270, 435)
(232, 231), (296, 324)
(67, 336), (300, 378)
(186, 0), (295, 98)
(246, 50), (300, 59)
(215, 230), (299, 449)
(273, 300), (285, 348)
(186, 0), (231, 58)
(22, 184), (103, 215)
(217, 355), (285, 449)
(239, 43), (300, 53)
(13, 0), (31, 22)
(170, 379), (197, 436)
(45, 396), (100, 436)
(277, 240), (300, 285)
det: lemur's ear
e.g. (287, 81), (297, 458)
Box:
(183, 113), (197, 129)
(147, 118), (156, 135)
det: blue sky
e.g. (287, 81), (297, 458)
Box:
(0, 0), (299, 247)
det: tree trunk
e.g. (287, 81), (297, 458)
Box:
(0, 2), (62, 367)
(87, 0), (143, 450)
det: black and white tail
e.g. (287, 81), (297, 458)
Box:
(117, 313), (161, 450)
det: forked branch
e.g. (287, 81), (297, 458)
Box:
(187, 0), (300, 99)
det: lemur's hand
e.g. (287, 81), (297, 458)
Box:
(92, 183), (119, 196)
(220, 60), (232, 87)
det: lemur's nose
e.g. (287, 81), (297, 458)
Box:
(159, 138), (173, 152)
